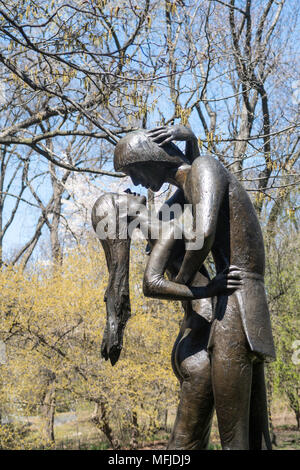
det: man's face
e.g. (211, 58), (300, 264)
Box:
(123, 162), (170, 192)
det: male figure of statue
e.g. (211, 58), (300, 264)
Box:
(112, 125), (275, 450)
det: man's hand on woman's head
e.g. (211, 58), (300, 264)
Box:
(147, 125), (197, 146)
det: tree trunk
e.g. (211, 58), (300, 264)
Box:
(130, 411), (139, 449)
(286, 390), (300, 430)
(42, 385), (56, 443)
(91, 401), (120, 449)
(49, 160), (63, 264)
(266, 367), (277, 446)
(232, 100), (251, 175)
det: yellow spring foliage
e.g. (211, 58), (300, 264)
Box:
(0, 241), (182, 447)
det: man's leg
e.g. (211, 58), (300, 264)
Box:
(249, 361), (272, 449)
(210, 295), (253, 450)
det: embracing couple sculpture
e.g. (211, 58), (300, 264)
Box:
(91, 124), (276, 450)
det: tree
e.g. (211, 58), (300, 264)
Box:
(265, 219), (300, 430)
(0, 241), (181, 448)
(0, 1), (299, 264)
(0, 0), (299, 448)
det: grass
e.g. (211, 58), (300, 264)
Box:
(3, 398), (299, 450)
(51, 408), (300, 450)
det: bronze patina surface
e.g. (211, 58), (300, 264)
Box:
(92, 125), (275, 450)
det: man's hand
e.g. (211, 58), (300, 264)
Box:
(206, 267), (244, 297)
(147, 125), (197, 146)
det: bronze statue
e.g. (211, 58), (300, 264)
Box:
(92, 125), (275, 450)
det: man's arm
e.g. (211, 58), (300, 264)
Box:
(175, 157), (228, 285)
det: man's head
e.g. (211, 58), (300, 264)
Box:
(114, 130), (188, 192)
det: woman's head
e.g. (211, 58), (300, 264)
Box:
(92, 192), (140, 365)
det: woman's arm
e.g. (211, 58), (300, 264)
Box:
(143, 221), (242, 301)
(125, 191), (242, 301)
(143, 227), (210, 301)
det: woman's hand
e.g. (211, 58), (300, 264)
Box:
(206, 267), (244, 297)
(147, 125), (196, 146)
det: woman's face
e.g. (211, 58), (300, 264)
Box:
(124, 162), (170, 192)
